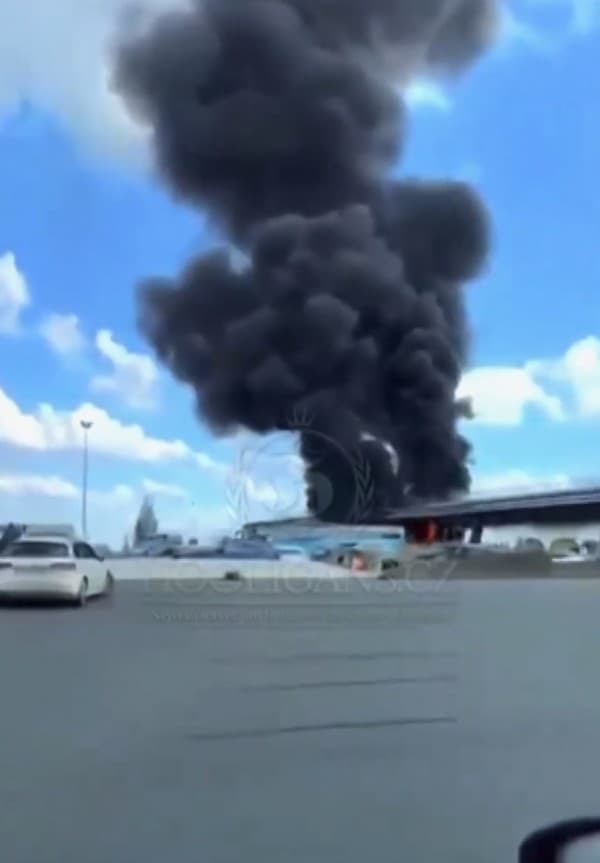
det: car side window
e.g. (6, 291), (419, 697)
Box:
(74, 543), (92, 559)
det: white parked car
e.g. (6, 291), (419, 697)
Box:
(0, 535), (114, 606)
(552, 552), (590, 565)
(549, 537), (589, 565)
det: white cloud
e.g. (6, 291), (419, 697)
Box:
(529, 336), (600, 418)
(0, 0), (593, 170)
(0, 473), (159, 546)
(458, 366), (565, 426)
(0, 471), (233, 547)
(0, 385), (189, 462)
(471, 469), (574, 496)
(193, 435), (302, 500)
(89, 484), (136, 506)
(40, 313), (85, 356)
(0, 384), (249, 539)
(194, 452), (230, 478)
(404, 81), (452, 112)
(240, 476), (281, 507)
(225, 431), (307, 524)
(0, 252), (29, 334)
(0, 473), (79, 499)
(0, 0), (188, 162)
(459, 336), (600, 427)
(142, 478), (188, 499)
(0, 472), (137, 508)
(91, 329), (160, 410)
(226, 470), (304, 524)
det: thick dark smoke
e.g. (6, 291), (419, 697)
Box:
(115, 0), (498, 522)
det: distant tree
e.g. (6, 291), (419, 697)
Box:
(134, 496), (159, 547)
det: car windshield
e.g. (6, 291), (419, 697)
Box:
(0, 541), (70, 558)
(550, 538), (580, 557)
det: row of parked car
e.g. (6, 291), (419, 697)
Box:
(129, 534), (311, 561)
(516, 536), (599, 561)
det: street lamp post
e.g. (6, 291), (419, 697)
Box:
(80, 420), (93, 539)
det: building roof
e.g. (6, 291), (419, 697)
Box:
(243, 486), (600, 533)
(242, 517), (403, 541)
(384, 486), (600, 526)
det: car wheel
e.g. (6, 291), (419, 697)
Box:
(74, 578), (88, 608)
(104, 571), (115, 596)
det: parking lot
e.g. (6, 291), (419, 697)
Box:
(2, 576), (600, 862)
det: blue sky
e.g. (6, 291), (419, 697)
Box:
(0, 0), (599, 545)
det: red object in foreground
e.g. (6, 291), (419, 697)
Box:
(410, 520), (440, 544)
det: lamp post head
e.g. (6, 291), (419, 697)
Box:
(80, 420), (93, 431)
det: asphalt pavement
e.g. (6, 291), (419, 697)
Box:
(2, 576), (600, 863)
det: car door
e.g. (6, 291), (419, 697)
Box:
(74, 542), (104, 595)
(83, 543), (106, 594)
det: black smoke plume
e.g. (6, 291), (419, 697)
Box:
(115, 0), (498, 523)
